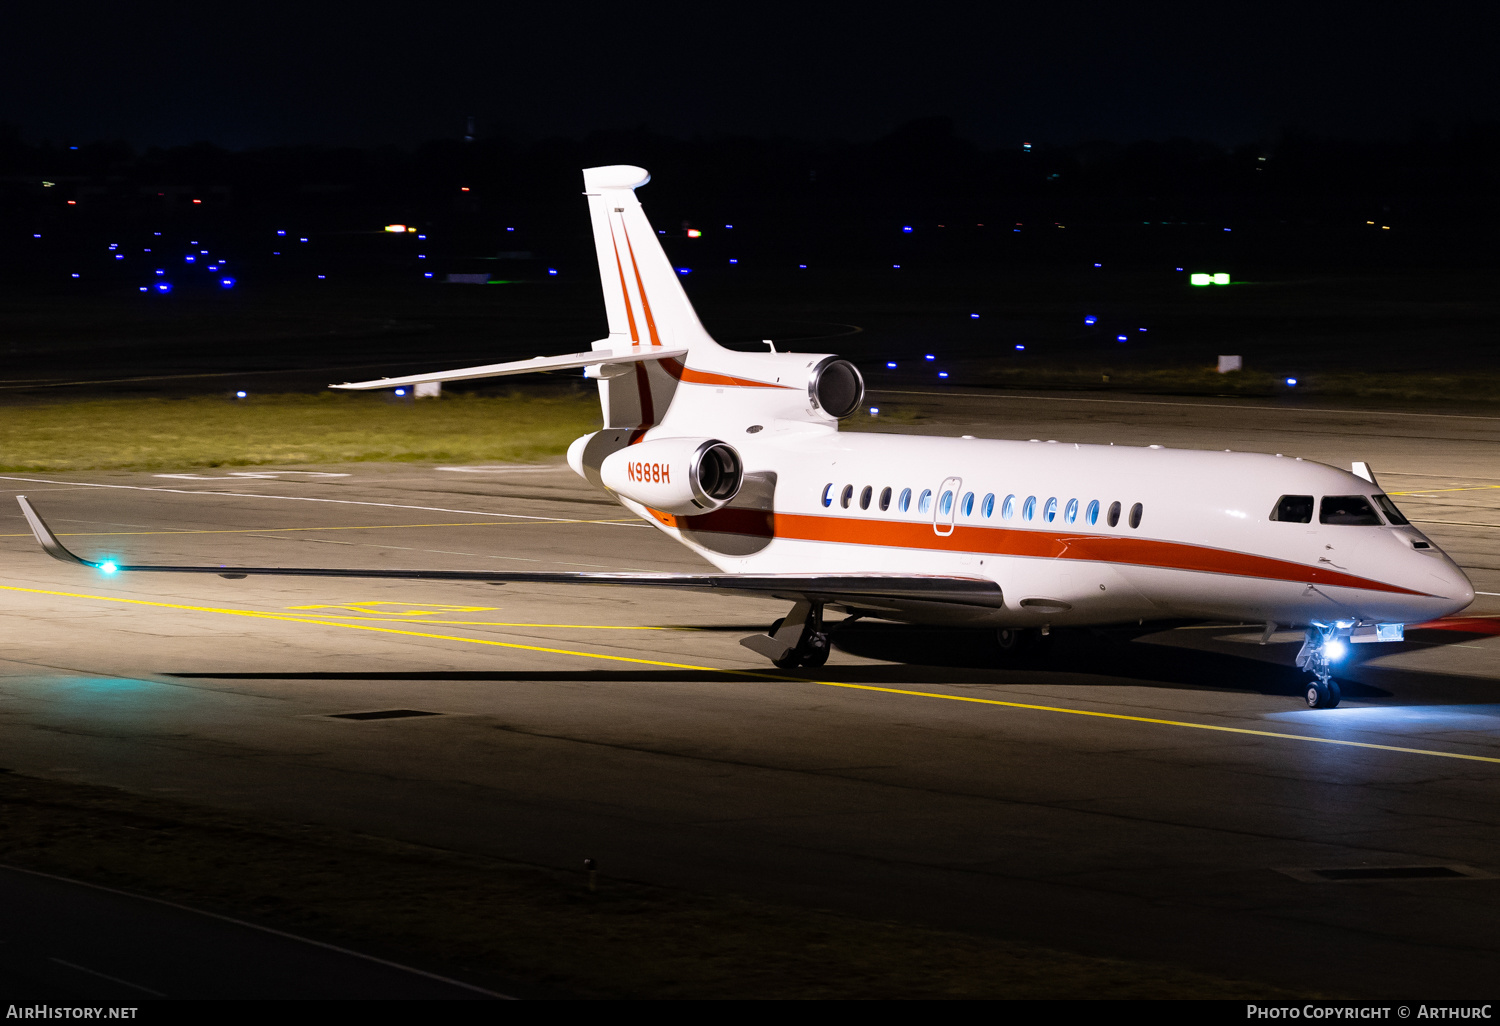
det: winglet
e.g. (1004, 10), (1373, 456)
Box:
(15, 497), (98, 568)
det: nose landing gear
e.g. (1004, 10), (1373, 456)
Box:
(1295, 625), (1344, 708)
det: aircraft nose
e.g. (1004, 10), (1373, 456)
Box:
(1424, 557), (1475, 614)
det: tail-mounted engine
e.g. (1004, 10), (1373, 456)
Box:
(599, 437), (744, 515)
(807, 356), (865, 420)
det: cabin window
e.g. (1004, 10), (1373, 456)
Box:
(1107, 501), (1121, 527)
(1270, 494), (1314, 523)
(1001, 494), (1016, 519)
(939, 490), (954, 515)
(879, 486), (892, 511)
(981, 493), (995, 518)
(1086, 499), (1099, 525)
(1022, 495), (1037, 521)
(961, 491), (975, 516)
(899, 487), (912, 512)
(859, 485), (872, 510)
(1129, 502), (1143, 529)
(841, 484), (853, 509)
(1373, 494), (1409, 526)
(1320, 495), (1382, 526)
(822, 484), (833, 508)
(918, 489), (933, 513)
(1043, 497), (1058, 523)
(1064, 498), (1078, 524)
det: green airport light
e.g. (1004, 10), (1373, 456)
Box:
(1190, 272), (1231, 286)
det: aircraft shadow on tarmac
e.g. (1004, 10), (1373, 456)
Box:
(166, 623), (1498, 704)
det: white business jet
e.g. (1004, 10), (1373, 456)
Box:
(16, 165), (1474, 708)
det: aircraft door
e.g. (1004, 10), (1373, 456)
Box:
(934, 476), (961, 536)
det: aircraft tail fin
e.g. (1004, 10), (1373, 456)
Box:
(583, 165), (721, 356)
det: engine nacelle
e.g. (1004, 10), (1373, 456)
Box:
(807, 356), (865, 420)
(599, 437), (744, 515)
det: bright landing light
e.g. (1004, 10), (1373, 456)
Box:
(1323, 639), (1348, 661)
(100, 562), (118, 575)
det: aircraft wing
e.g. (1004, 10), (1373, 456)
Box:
(329, 346), (688, 390)
(15, 497), (1003, 609)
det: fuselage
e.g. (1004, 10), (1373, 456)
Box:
(615, 425), (1474, 630)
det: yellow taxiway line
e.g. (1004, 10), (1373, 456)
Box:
(2, 582), (1498, 767)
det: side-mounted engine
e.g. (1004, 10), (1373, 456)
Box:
(598, 437), (744, 515)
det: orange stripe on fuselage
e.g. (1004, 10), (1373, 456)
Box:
(648, 507), (1429, 597)
(658, 357), (791, 389)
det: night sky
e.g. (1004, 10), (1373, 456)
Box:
(5, 1), (1497, 150)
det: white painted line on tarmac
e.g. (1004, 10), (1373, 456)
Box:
(437, 465), (563, 474)
(0, 475), (566, 521)
(50, 957), (166, 997)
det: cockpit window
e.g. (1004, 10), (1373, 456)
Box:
(1320, 495), (1383, 526)
(1270, 495), (1313, 523)
(1373, 494), (1409, 526)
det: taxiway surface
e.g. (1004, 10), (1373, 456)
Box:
(2, 390), (1498, 997)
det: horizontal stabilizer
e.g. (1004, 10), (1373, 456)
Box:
(16, 497), (1004, 609)
(329, 346), (687, 390)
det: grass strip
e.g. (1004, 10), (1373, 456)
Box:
(0, 770), (1303, 999)
(0, 392), (602, 472)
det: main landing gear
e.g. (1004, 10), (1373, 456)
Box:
(1295, 625), (1344, 709)
(740, 600), (831, 669)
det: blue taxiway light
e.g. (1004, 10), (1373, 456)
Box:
(886, 362), (897, 368)
(220, 278), (235, 288)
(925, 354), (935, 361)
(1085, 316), (1097, 325)
(869, 407), (879, 416)
(970, 313), (979, 319)
(677, 267), (692, 275)
(1094, 262), (1102, 267)
(902, 226), (912, 233)
(395, 389), (406, 396)
(156, 283), (171, 292)
(1286, 377), (1298, 386)
(1117, 335), (1128, 342)
(423, 273), (433, 278)
(1016, 345), (1025, 350)
(938, 372), (949, 378)
(729, 259), (738, 264)
(547, 268), (558, 275)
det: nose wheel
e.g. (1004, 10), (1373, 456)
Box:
(1305, 680), (1342, 709)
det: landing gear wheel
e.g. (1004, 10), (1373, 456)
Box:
(800, 633), (830, 668)
(995, 628), (1024, 652)
(1305, 681), (1342, 709)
